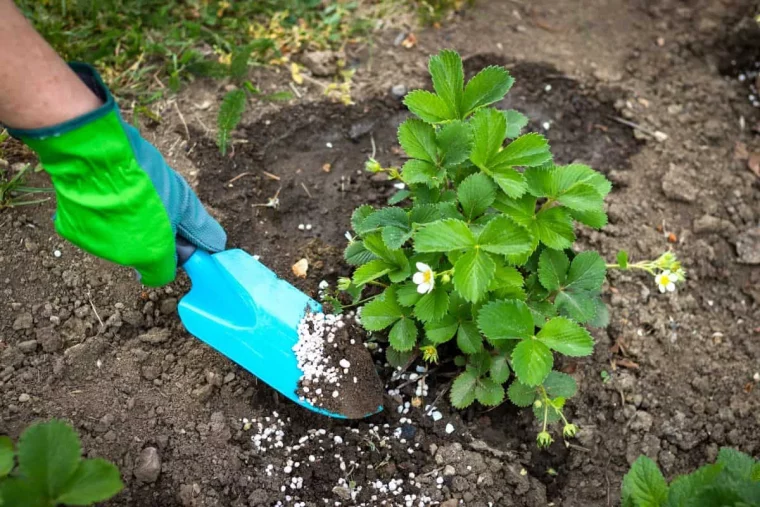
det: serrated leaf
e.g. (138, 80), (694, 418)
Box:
(389, 318), (418, 352)
(458, 172), (496, 220)
(667, 464), (723, 507)
(537, 317), (594, 357)
(457, 321), (483, 354)
(570, 208), (608, 229)
(429, 50), (464, 119)
(408, 205), (439, 225)
(18, 420), (81, 499)
(398, 119), (437, 164)
(542, 371), (578, 398)
(217, 89), (247, 156)
(617, 250), (629, 269)
(511, 339), (553, 386)
(524, 166), (557, 198)
(557, 183), (604, 212)
(387, 347), (414, 369)
(397, 282), (423, 307)
(538, 249), (570, 291)
(536, 207), (575, 250)
(388, 189), (411, 205)
(450, 370), (478, 408)
(424, 315), (459, 344)
(355, 207), (410, 235)
(353, 259), (392, 286)
(361, 288), (404, 330)
(403, 90), (451, 123)
(462, 66), (514, 115)
(588, 299), (610, 329)
(470, 108), (507, 169)
(467, 351), (492, 376)
(437, 201), (465, 220)
(717, 448), (755, 480)
(414, 219), (476, 252)
(504, 110), (529, 139)
(507, 380), (537, 407)
(478, 216), (534, 256)
(344, 241), (377, 266)
(555, 291), (598, 323)
(556, 163), (612, 197)
(489, 355), (511, 383)
(453, 249), (495, 303)
(0, 436), (13, 478)
(363, 233), (407, 269)
(382, 226), (413, 250)
(493, 194), (536, 227)
(437, 121), (473, 167)
(527, 299), (557, 328)
(351, 205), (374, 232)
(475, 378), (505, 406)
(622, 456), (668, 507)
(495, 133), (552, 168)
(55, 458), (124, 506)
(402, 159), (444, 187)
(491, 166), (527, 199)
(414, 287), (450, 323)
(489, 264), (524, 291)
(566, 251), (607, 292)
(478, 300), (534, 341)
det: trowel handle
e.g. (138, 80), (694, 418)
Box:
(176, 236), (198, 267)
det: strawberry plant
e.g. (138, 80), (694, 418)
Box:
(342, 49), (685, 445)
(0, 419), (123, 507)
(623, 448), (760, 506)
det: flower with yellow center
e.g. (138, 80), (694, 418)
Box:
(655, 270), (676, 293)
(413, 262), (435, 294)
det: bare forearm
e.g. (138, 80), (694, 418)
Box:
(0, 0), (101, 129)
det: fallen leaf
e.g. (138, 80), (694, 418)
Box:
(748, 152), (760, 178)
(292, 258), (309, 278)
(615, 359), (640, 370)
(401, 33), (417, 49)
(734, 141), (749, 161)
(290, 62), (304, 85)
(322, 163), (332, 173)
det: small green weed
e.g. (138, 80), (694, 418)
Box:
(0, 419), (123, 507)
(623, 448), (760, 506)
(0, 161), (52, 211)
(409, 0), (474, 24)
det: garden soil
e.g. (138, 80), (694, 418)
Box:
(2, 0), (760, 505)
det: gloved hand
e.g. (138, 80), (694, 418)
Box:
(6, 63), (226, 286)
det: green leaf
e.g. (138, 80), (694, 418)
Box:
(397, 282), (423, 307)
(588, 299), (610, 329)
(217, 89), (247, 156)
(495, 133), (551, 168)
(414, 287), (450, 323)
(0, 436), (13, 478)
(403, 90), (451, 123)
(538, 249), (570, 291)
(351, 205), (374, 232)
(537, 317), (594, 357)
(556, 163), (612, 197)
(362, 234), (409, 276)
(493, 194), (536, 228)
(429, 50), (464, 119)
(467, 351), (492, 376)
(490, 166), (527, 199)
(414, 219), (476, 252)
(0, 478), (47, 507)
(55, 458), (124, 506)
(462, 66), (514, 115)
(398, 119), (437, 164)
(456, 321), (483, 354)
(388, 189), (411, 205)
(437, 121), (473, 167)
(453, 249), (495, 303)
(17, 419), (82, 499)
(507, 380), (537, 407)
(475, 378), (505, 407)
(667, 464), (723, 507)
(477, 216), (534, 257)
(450, 370), (478, 408)
(504, 110), (529, 139)
(389, 318), (418, 352)
(511, 339), (553, 386)
(382, 226), (413, 250)
(536, 207), (575, 250)
(489, 355), (511, 383)
(478, 300), (534, 341)
(424, 315), (459, 344)
(353, 259), (392, 286)
(528, 299), (557, 328)
(355, 207), (409, 235)
(402, 159), (444, 187)
(230, 44), (254, 80)
(566, 251), (607, 292)
(387, 348), (414, 369)
(542, 371), (578, 398)
(617, 250), (629, 269)
(622, 456), (668, 507)
(717, 448), (755, 480)
(752, 463), (760, 482)
(489, 264), (524, 291)
(361, 289), (404, 330)
(571, 208), (608, 229)
(344, 241), (377, 266)
(557, 183), (604, 212)
(470, 108), (507, 171)
(555, 291), (598, 324)
(409, 204), (441, 224)
(458, 172), (496, 220)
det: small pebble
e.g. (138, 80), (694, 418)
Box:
(445, 423), (455, 434)
(326, 142), (333, 148)
(53, 250), (61, 258)
(339, 359), (351, 369)
(298, 224), (305, 230)
(431, 411), (443, 421)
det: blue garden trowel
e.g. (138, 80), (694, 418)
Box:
(175, 237), (382, 419)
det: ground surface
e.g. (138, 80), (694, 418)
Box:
(2, 0), (760, 505)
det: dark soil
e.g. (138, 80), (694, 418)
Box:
(2, 0), (760, 506)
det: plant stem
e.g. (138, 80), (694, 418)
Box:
(538, 198), (556, 213)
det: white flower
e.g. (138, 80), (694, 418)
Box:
(344, 231), (353, 242)
(413, 262), (435, 294)
(655, 270), (676, 293)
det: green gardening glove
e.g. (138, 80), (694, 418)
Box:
(6, 63), (226, 286)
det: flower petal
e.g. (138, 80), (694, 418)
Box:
(658, 284), (666, 293)
(667, 282), (676, 292)
(417, 282), (431, 294)
(416, 262), (431, 272)
(413, 272), (425, 284)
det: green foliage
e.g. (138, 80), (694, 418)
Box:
(347, 50), (612, 442)
(0, 420), (123, 507)
(217, 89), (247, 156)
(0, 162), (52, 211)
(622, 448), (760, 507)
